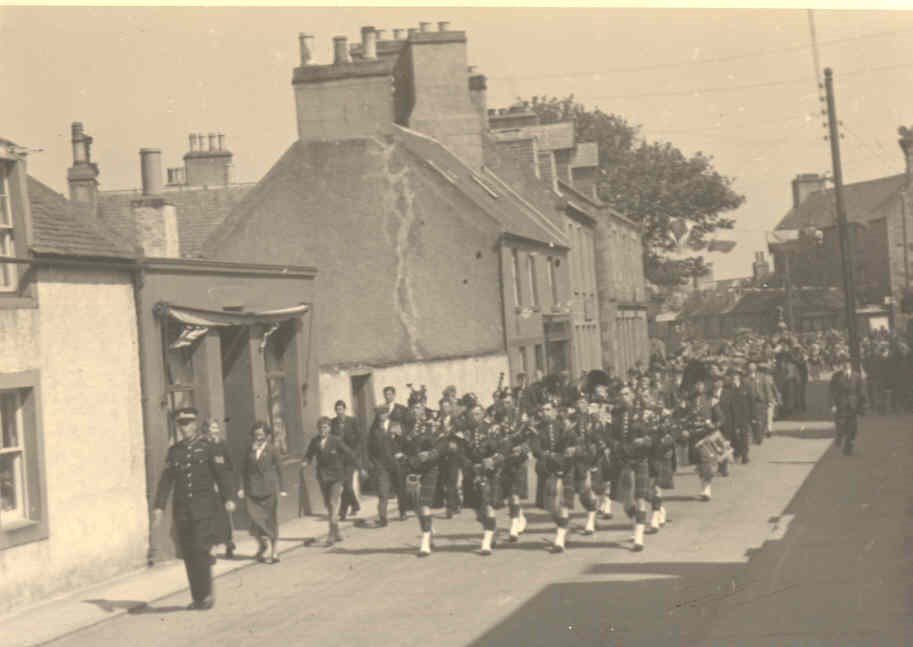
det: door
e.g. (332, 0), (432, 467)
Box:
(350, 373), (375, 493)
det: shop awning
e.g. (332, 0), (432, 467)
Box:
(155, 302), (309, 327)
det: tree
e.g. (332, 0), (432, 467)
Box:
(520, 95), (745, 287)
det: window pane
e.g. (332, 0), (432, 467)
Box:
(0, 451), (26, 524)
(1, 391), (20, 449)
(0, 232), (14, 289)
(165, 324), (202, 387)
(267, 377), (289, 456)
(0, 195), (10, 226)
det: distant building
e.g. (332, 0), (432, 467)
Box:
(773, 126), (913, 332)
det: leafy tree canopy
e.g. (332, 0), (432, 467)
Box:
(520, 95), (745, 286)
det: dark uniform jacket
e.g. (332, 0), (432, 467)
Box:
(829, 369), (867, 418)
(242, 442), (286, 497)
(304, 435), (355, 484)
(368, 425), (403, 473)
(154, 435), (235, 521)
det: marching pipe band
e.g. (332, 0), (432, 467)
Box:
(312, 367), (759, 557)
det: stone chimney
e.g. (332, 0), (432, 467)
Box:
(394, 23), (484, 169)
(132, 147), (179, 257)
(292, 32), (397, 141)
(898, 126), (913, 181)
(468, 69), (488, 130)
(67, 122), (99, 213)
(791, 173), (826, 209)
(298, 33), (315, 65)
(183, 131), (232, 187)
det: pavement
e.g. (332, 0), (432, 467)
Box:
(4, 412), (911, 647)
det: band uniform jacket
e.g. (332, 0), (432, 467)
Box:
(154, 435), (235, 520)
(242, 442), (286, 497)
(305, 435), (355, 484)
(331, 415), (364, 469)
(368, 424), (403, 474)
(743, 373), (776, 421)
(829, 369), (867, 419)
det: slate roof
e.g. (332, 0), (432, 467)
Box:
(27, 177), (134, 259)
(776, 173), (907, 230)
(96, 183), (254, 258)
(490, 122), (576, 153)
(202, 126), (569, 257)
(727, 288), (845, 315)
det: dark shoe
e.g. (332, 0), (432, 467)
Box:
(632, 543), (644, 552)
(479, 548), (493, 556)
(548, 544), (565, 554)
(267, 556), (280, 565)
(339, 511), (347, 522)
(445, 509), (454, 519)
(225, 544), (235, 559)
(188, 596), (214, 611)
(375, 518), (389, 528)
(508, 534), (520, 543)
(399, 512), (408, 522)
(742, 457), (750, 465)
(645, 526), (659, 535)
(580, 529), (595, 536)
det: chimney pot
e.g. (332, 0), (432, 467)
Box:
(408, 28), (417, 37)
(197, 132), (205, 151)
(139, 148), (163, 196)
(217, 133), (225, 150)
(393, 28), (405, 40)
(208, 132), (217, 151)
(419, 22), (432, 33)
(298, 33), (315, 65)
(70, 122), (89, 164)
(333, 36), (351, 64)
(361, 26), (378, 60)
(189, 133), (197, 152)
(898, 125), (913, 179)
(375, 28), (386, 41)
(438, 21), (450, 32)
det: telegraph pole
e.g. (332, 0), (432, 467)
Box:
(824, 68), (861, 371)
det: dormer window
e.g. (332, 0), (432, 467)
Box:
(0, 161), (15, 291)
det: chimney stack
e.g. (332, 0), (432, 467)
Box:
(419, 22), (432, 32)
(375, 29), (386, 41)
(393, 28), (405, 40)
(898, 126), (913, 180)
(139, 148), (163, 196)
(333, 36), (351, 64)
(189, 133), (198, 152)
(361, 26), (378, 60)
(183, 131), (233, 187)
(438, 21), (451, 32)
(298, 33), (316, 66)
(408, 28), (417, 37)
(791, 173), (827, 209)
(67, 121), (99, 211)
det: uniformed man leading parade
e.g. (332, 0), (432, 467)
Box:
(152, 407), (236, 610)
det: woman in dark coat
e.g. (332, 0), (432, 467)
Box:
(239, 421), (286, 564)
(204, 419), (237, 560)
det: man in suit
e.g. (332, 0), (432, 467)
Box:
(830, 353), (867, 456)
(305, 417), (356, 545)
(367, 408), (405, 528)
(152, 408), (235, 610)
(331, 400), (364, 521)
(379, 386), (408, 424)
(744, 361), (777, 445)
(722, 368), (753, 464)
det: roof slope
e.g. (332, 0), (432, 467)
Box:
(97, 184), (254, 258)
(27, 177), (134, 259)
(202, 127), (569, 257)
(777, 173), (906, 230)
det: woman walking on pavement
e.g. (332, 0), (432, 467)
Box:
(239, 421), (287, 564)
(204, 419), (237, 562)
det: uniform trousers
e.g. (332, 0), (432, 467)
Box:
(340, 466), (361, 515)
(175, 516), (214, 603)
(834, 415), (859, 454)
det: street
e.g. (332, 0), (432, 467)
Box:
(45, 414), (912, 647)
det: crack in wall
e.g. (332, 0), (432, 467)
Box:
(376, 138), (423, 359)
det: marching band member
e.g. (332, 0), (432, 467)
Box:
(460, 404), (506, 556)
(493, 391), (532, 542)
(612, 386), (653, 552)
(569, 394), (600, 536)
(401, 398), (449, 557)
(435, 398), (463, 518)
(646, 402), (678, 533)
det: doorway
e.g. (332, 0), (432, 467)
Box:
(350, 372), (375, 493)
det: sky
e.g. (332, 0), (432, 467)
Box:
(2, 6), (912, 279)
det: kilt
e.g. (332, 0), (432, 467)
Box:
(463, 466), (506, 510)
(544, 473), (577, 513)
(612, 459), (652, 506)
(693, 436), (721, 481)
(501, 461), (529, 499)
(650, 452), (675, 490)
(574, 470), (598, 509)
(404, 466), (439, 509)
